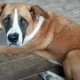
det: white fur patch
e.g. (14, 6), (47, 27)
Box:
(7, 8), (23, 46)
(40, 71), (64, 80)
(23, 16), (44, 45)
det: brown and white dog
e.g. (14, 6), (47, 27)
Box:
(0, 3), (80, 80)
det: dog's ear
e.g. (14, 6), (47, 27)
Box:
(30, 5), (49, 19)
(0, 3), (6, 16)
(0, 3), (6, 32)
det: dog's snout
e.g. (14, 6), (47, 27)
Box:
(8, 33), (19, 43)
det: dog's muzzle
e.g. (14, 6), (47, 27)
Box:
(8, 33), (19, 45)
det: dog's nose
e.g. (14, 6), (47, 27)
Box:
(8, 33), (19, 43)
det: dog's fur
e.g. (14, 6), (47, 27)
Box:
(0, 3), (80, 80)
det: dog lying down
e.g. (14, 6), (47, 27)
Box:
(0, 3), (80, 80)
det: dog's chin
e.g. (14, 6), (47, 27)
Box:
(7, 40), (23, 47)
(8, 42), (20, 47)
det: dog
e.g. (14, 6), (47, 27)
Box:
(0, 3), (80, 80)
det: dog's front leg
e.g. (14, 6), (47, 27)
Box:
(0, 46), (33, 56)
(63, 50), (80, 80)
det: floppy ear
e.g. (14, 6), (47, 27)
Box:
(0, 3), (6, 15)
(30, 5), (49, 19)
(0, 3), (6, 32)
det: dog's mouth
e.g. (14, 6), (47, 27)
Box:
(9, 42), (19, 46)
(8, 39), (23, 47)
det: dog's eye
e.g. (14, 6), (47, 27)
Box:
(20, 17), (28, 26)
(2, 15), (12, 33)
(3, 16), (10, 25)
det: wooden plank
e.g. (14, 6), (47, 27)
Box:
(19, 73), (43, 80)
(0, 54), (64, 80)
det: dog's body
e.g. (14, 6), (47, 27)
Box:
(0, 3), (80, 80)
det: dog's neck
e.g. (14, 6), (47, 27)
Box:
(23, 16), (44, 45)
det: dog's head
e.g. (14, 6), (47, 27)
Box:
(0, 3), (49, 46)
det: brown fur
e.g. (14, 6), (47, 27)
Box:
(0, 3), (80, 80)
